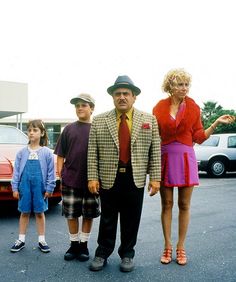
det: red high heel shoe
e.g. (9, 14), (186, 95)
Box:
(176, 249), (187, 265)
(160, 248), (172, 264)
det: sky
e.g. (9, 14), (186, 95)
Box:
(0, 0), (235, 120)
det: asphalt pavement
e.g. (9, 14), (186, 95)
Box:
(0, 173), (236, 282)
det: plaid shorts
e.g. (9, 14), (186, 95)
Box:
(61, 185), (100, 219)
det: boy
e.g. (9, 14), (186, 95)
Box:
(54, 93), (100, 261)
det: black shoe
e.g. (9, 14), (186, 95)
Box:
(64, 242), (80, 261)
(120, 257), (134, 272)
(89, 256), (107, 271)
(38, 242), (50, 253)
(10, 240), (25, 252)
(77, 242), (89, 262)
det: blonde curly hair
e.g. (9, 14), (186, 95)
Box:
(162, 68), (191, 95)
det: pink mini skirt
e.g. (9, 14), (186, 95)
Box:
(161, 142), (199, 187)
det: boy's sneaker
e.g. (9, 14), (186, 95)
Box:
(64, 241), (80, 261)
(10, 240), (25, 252)
(38, 241), (50, 253)
(77, 241), (89, 262)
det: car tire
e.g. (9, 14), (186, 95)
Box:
(207, 159), (226, 177)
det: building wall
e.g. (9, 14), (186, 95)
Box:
(0, 81), (74, 148)
(0, 81), (28, 118)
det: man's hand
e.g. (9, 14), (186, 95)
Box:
(88, 180), (100, 195)
(148, 181), (160, 196)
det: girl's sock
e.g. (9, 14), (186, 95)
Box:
(38, 235), (46, 243)
(19, 234), (26, 243)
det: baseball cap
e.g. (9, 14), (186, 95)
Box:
(70, 93), (95, 106)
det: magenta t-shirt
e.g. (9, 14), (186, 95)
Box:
(54, 121), (91, 189)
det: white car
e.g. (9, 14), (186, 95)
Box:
(194, 133), (236, 177)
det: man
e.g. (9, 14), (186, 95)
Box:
(54, 93), (100, 262)
(88, 75), (161, 272)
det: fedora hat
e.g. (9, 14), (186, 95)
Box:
(107, 75), (141, 96)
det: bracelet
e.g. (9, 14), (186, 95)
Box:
(210, 124), (216, 131)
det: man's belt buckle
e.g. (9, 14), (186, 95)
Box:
(119, 167), (126, 173)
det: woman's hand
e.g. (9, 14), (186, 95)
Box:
(216, 115), (235, 125)
(148, 181), (160, 196)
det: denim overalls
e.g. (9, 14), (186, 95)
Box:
(18, 159), (48, 213)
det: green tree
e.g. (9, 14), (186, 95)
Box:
(201, 101), (223, 120)
(201, 101), (236, 133)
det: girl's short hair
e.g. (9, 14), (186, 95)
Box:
(27, 119), (49, 146)
(162, 68), (191, 95)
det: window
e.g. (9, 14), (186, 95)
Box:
(200, 136), (220, 147)
(0, 127), (28, 144)
(228, 136), (236, 148)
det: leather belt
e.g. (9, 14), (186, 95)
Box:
(118, 167), (126, 173)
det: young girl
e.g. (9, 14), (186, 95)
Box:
(11, 120), (56, 253)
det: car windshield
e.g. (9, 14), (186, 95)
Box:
(0, 126), (28, 144)
(200, 136), (220, 147)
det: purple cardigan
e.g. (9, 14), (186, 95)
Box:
(11, 146), (56, 193)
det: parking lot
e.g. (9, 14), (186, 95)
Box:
(0, 174), (236, 282)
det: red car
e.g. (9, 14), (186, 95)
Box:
(0, 125), (61, 205)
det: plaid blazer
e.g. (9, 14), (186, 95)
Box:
(87, 108), (161, 189)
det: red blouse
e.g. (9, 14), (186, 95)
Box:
(152, 96), (207, 146)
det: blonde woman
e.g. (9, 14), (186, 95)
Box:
(153, 68), (235, 265)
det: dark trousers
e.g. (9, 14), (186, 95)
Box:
(95, 167), (144, 259)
